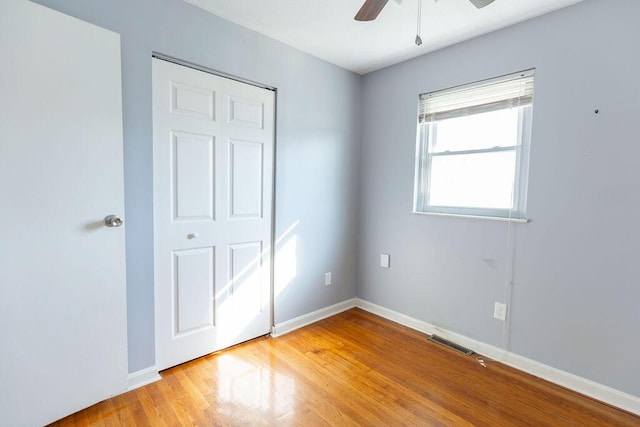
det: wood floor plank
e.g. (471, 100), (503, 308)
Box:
(292, 325), (473, 425)
(49, 309), (640, 426)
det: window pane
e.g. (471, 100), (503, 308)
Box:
(431, 108), (519, 153)
(428, 150), (516, 210)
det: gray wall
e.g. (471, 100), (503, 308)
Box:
(32, 0), (640, 399)
(358, 0), (640, 396)
(34, 0), (361, 372)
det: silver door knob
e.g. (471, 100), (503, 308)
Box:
(187, 233), (198, 240)
(104, 215), (123, 228)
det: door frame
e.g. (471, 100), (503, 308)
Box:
(151, 53), (278, 368)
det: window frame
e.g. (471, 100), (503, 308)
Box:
(413, 72), (534, 220)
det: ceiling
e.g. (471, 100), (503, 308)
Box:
(185, 0), (583, 74)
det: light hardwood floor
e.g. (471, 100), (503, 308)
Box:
(51, 308), (639, 426)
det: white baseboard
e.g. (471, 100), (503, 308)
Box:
(271, 298), (357, 337)
(127, 366), (162, 391)
(355, 298), (640, 416)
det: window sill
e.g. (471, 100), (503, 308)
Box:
(412, 211), (530, 223)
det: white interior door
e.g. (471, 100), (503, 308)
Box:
(0, 1), (128, 425)
(153, 58), (274, 370)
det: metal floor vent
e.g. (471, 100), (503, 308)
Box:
(428, 335), (474, 356)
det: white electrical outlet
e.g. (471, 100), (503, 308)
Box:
(494, 302), (507, 321)
(325, 272), (332, 286)
(380, 253), (390, 268)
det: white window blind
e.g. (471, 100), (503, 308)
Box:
(419, 70), (535, 123)
(413, 69), (535, 220)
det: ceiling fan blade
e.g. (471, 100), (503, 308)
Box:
(468, 0), (495, 8)
(354, 0), (390, 21)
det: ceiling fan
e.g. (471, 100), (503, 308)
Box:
(355, 0), (496, 21)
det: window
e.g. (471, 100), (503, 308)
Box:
(413, 70), (534, 220)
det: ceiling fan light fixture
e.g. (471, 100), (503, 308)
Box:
(354, 0), (495, 22)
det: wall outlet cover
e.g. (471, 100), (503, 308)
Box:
(494, 302), (507, 321)
(380, 254), (390, 268)
(325, 272), (332, 286)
